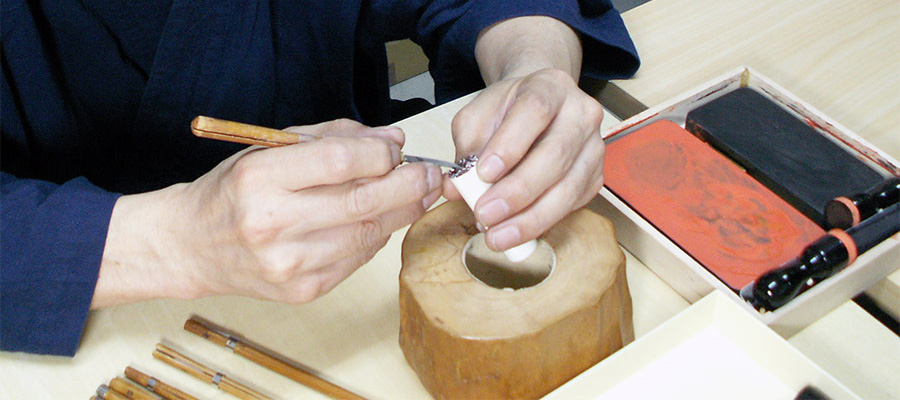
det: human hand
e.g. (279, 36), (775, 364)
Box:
(95, 119), (442, 307)
(443, 68), (606, 252)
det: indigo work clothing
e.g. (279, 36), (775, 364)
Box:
(1, 0), (639, 355)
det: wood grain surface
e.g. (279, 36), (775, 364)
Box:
(399, 202), (631, 399)
(617, 0), (899, 159)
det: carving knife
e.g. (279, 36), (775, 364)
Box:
(191, 116), (463, 169)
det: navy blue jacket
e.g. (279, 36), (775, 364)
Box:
(1, 0), (638, 355)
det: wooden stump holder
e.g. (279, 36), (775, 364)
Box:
(399, 201), (633, 399)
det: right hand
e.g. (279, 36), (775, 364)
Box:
(94, 119), (442, 307)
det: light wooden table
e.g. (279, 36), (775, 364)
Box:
(606, 0), (900, 398)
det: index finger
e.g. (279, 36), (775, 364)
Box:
(476, 79), (565, 184)
(239, 135), (402, 190)
(285, 119), (406, 147)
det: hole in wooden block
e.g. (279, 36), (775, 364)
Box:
(462, 233), (555, 290)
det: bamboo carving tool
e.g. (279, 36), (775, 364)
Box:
(124, 367), (198, 400)
(108, 377), (161, 400)
(96, 384), (129, 400)
(191, 116), (462, 169)
(184, 318), (366, 400)
(153, 343), (271, 400)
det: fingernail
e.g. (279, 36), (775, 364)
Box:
(476, 222), (486, 232)
(490, 225), (521, 251)
(390, 143), (401, 165)
(478, 154), (505, 182)
(477, 198), (509, 226)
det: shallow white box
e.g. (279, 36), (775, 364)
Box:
(544, 291), (860, 400)
(594, 67), (900, 336)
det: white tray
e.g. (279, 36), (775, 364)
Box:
(544, 291), (860, 400)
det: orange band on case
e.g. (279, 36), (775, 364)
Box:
(828, 229), (858, 266)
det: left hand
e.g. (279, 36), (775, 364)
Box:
(443, 67), (607, 252)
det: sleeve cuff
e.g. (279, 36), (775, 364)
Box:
(1, 173), (120, 356)
(427, 0), (640, 103)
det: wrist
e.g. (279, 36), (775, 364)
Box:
(497, 61), (563, 83)
(92, 183), (202, 308)
(475, 16), (582, 84)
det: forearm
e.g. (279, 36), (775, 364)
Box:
(474, 16), (582, 84)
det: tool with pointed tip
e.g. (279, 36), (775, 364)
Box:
(399, 154), (462, 169)
(191, 116), (463, 170)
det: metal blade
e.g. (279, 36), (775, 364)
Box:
(402, 154), (463, 169)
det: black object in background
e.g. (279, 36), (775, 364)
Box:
(686, 87), (884, 227)
(794, 385), (832, 400)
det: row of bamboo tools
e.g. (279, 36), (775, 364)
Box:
(91, 318), (365, 400)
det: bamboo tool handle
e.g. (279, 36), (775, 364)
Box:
(191, 116), (314, 147)
(124, 367), (198, 400)
(184, 318), (366, 400)
(153, 344), (272, 400)
(192, 115), (463, 169)
(96, 384), (130, 400)
(109, 377), (161, 400)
